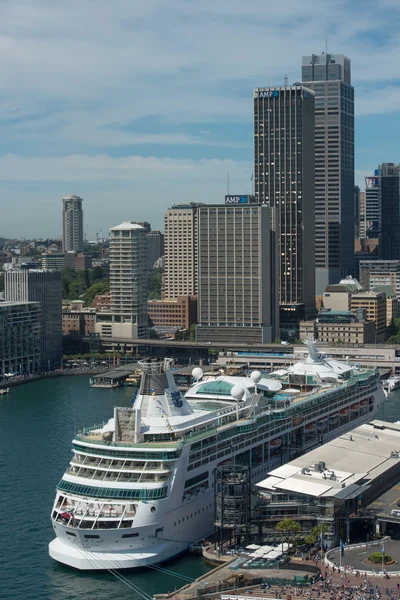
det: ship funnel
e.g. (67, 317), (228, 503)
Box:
(138, 358), (173, 395)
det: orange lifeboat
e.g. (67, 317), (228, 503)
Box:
(340, 408), (349, 416)
(270, 438), (283, 448)
(350, 403), (359, 412)
(305, 423), (316, 432)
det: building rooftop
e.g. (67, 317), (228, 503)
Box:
(110, 222), (145, 231)
(257, 421), (400, 500)
(373, 285), (397, 299)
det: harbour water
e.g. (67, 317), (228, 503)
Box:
(0, 376), (212, 600)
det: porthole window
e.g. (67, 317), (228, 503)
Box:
(151, 506), (156, 513)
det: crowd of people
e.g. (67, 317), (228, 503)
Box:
(245, 569), (400, 600)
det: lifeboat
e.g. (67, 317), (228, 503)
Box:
(318, 416), (328, 424)
(340, 408), (349, 416)
(305, 423), (316, 432)
(350, 403), (359, 412)
(359, 399), (368, 407)
(270, 438), (283, 448)
(329, 412), (339, 421)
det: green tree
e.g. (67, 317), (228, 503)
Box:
(148, 268), (163, 300)
(84, 281), (110, 306)
(189, 323), (196, 341)
(275, 518), (302, 533)
(304, 523), (328, 546)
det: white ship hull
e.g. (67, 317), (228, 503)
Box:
(49, 409), (380, 570)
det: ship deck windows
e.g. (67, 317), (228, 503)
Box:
(84, 534), (100, 539)
(121, 533), (139, 538)
(66, 531), (76, 537)
(58, 480), (169, 500)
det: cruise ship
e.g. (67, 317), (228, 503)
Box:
(49, 342), (385, 570)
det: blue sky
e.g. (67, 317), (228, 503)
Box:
(1, 0), (400, 238)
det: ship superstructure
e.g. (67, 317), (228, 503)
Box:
(49, 345), (385, 570)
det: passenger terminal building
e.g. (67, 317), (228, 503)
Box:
(255, 421), (400, 547)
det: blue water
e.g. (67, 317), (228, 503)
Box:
(0, 377), (211, 600)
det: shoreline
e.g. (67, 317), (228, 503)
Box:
(0, 368), (108, 389)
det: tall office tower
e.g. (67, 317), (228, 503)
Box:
(196, 201), (278, 343)
(62, 195), (84, 252)
(302, 53), (355, 294)
(0, 302), (42, 375)
(365, 171), (380, 238)
(379, 163), (400, 260)
(109, 222), (148, 338)
(359, 191), (367, 239)
(254, 85), (315, 337)
(163, 204), (201, 299)
(5, 270), (62, 368)
(354, 186), (360, 239)
(146, 230), (164, 270)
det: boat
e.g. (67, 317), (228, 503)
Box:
(383, 376), (400, 394)
(269, 437), (283, 448)
(0, 388), (9, 395)
(305, 422), (316, 432)
(125, 369), (142, 386)
(350, 403), (359, 412)
(49, 341), (386, 571)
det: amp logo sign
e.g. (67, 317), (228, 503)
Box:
(258, 90), (279, 98)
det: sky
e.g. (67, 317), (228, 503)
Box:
(1, 0), (400, 239)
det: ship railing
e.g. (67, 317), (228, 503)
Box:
(74, 435), (181, 450)
(179, 426), (219, 446)
(77, 422), (106, 436)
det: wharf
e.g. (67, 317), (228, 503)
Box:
(154, 555), (319, 600)
(89, 363), (139, 388)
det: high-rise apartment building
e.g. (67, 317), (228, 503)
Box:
(5, 270), (62, 368)
(62, 195), (84, 252)
(146, 230), (164, 270)
(196, 202), (278, 343)
(359, 259), (400, 299)
(301, 53), (355, 294)
(0, 302), (42, 375)
(163, 204), (201, 299)
(379, 163), (400, 261)
(254, 85), (315, 337)
(96, 222), (148, 340)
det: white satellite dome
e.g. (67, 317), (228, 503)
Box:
(192, 367), (204, 381)
(250, 370), (262, 384)
(231, 385), (245, 401)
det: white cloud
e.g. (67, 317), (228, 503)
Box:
(0, 153), (253, 237)
(0, 1), (399, 235)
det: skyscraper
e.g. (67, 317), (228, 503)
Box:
(163, 204), (201, 299)
(62, 195), (84, 252)
(0, 302), (42, 375)
(302, 52), (355, 293)
(146, 230), (164, 270)
(365, 172), (379, 238)
(106, 222), (148, 339)
(379, 163), (400, 260)
(5, 270), (62, 368)
(196, 201), (278, 343)
(254, 85), (315, 336)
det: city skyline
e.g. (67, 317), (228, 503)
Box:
(1, 2), (400, 237)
